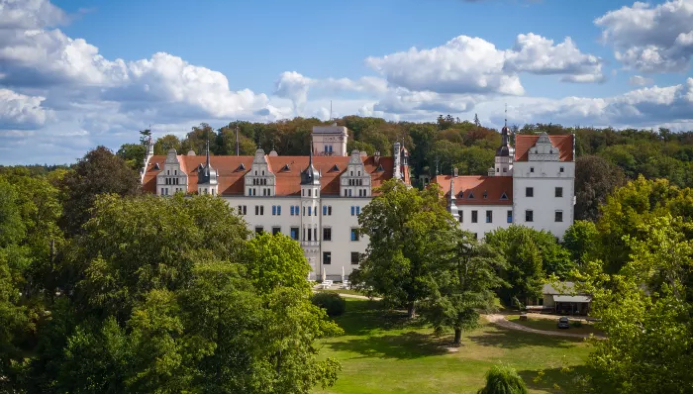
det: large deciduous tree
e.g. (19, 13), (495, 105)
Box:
(576, 215), (693, 393)
(352, 179), (454, 317)
(574, 155), (626, 221)
(421, 231), (505, 345)
(59, 146), (141, 236)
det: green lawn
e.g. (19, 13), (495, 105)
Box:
(506, 315), (604, 337)
(314, 299), (591, 394)
(315, 289), (366, 297)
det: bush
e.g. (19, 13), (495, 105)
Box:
(311, 292), (346, 317)
(571, 320), (583, 328)
(477, 365), (529, 394)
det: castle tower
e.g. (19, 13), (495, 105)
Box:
(312, 124), (348, 156)
(300, 144), (321, 279)
(197, 140), (218, 196)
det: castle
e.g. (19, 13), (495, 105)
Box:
(140, 124), (574, 280)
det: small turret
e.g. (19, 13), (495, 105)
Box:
(448, 169), (459, 220)
(301, 144), (321, 186)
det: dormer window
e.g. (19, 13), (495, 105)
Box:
(458, 192), (464, 198)
(281, 164), (290, 172)
(468, 192), (475, 199)
(500, 192), (508, 200)
(330, 164), (340, 172)
(483, 191), (488, 199)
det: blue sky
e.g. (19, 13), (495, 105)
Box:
(2, 0), (693, 164)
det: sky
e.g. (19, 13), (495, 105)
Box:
(2, 0), (693, 164)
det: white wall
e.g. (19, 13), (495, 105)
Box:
(512, 161), (575, 239)
(456, 205), (514, 239)
(223, 196), (370, 281)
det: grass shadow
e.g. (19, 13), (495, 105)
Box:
(332, 299), (427, 336)
(518, 365), (593, 394)
(468, 325), (583, 350)
(326, 331), (449, 360)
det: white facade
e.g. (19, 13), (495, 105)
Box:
(446, 131), (575, 240)
(226, 196), (369, 280)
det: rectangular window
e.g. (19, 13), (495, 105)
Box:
(323, 251), (332, 265)
(351, 229), (359, 241)
(303, 206), (305, 216)
(526, 187), (534, 197)
(473, 233), (478, 240)
(260, 206), (264, 215)
(530, 167), (534, 173)
(290, 206), (294, 216)
(356, 206), (361, 215)
(555, 211), (563, 222)
(277, 206), (281, 215)
(272, 206), (276, 216)
(323, 227), (332, 241)
(507, 210), (512, 223)
(328, 206), (332, 215)
(525, 210), (534, 222)
(555, 187), (563, 198)
(459, 211), (463, 223)
(272, 227), (281, 235)
(308, 189), (311, 197)
(255, 227), (263, 234)
(351, 252), (360, 265)
(560, 167), (565, 173)
(255, 206), (259, 215)
(323, 206), (327, 216)
(308, 206), (312, 216)
(351, 206), (355, 216)
(471, 210), (478, 223)
(290, 227), (299, 241)
(486, 210), (492, 223)
(308, 228), (312, 241)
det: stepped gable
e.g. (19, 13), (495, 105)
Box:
(142, 154), (397, 196)
(432, 175), (513, 206)
(514, 134), (573, 162)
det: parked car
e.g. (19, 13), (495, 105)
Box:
(557, 316), (570, 329)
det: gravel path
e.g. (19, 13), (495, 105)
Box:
(484, 314), (605, 339)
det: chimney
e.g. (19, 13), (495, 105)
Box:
(453, 167), (458, 177)
(374, 150), (380, 164)
(487, 167), (495, 177)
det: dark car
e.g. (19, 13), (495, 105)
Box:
(557, 316), (570, 329)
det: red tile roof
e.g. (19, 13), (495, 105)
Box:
(142, 154), (400, 196)
(514, 134), (574, 162)
(432, 175), (513, 205)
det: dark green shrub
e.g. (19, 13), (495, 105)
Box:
(477, 365), (529, 394)
(311, 292), (346, 317)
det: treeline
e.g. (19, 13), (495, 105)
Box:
(0, 148), (340, 393)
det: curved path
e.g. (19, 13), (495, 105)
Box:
(484, 314), (605, 339)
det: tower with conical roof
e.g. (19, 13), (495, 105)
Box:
(447, 168), (459, 220)
(493, 107), (514, 176)
(300, 143), (321, 280)
(197, 139), (218, 195)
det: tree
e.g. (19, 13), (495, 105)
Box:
(574, 155), (626, 221)
(474, 113), (481, 128)
(139, 129), (152, 146)
(153, 134), (182, 155)
(575, 215), (693, 393)
(421, 231), (505, 345)
(353, 180), (454, 317)
(563, 221), (598, 268)
(59, 146), (141, 236)
(477, 365), (529, 394)
(485, 226), (546, 305)
(241, 233), (311, 296)
(116, 143), (147, 171)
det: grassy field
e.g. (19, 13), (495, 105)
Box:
(506, 315), (603, 337)
(314, 299), (591, 394)
(315, 289), (366, 297)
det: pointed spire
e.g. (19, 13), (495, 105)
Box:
(205, 138), (211, 169)
(504, 103), (508, 128)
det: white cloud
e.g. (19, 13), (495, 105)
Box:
(0, 0), (67, 30)
(366, 35), (525, 95)
(0, 88), (49, 128)
(365, 33), (602, 95)
(274, 71), (387, 116)
(629, 75), (654, 86)
(504, 33), (604, 83)
(595, 0), (693, 72)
